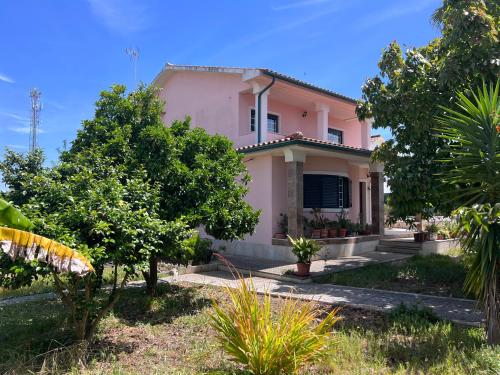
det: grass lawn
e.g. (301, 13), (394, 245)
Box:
(315, 254), (471, 299)
(1, 281), (498, 374)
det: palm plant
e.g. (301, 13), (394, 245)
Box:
(435, 81), (499, 345)
(0, 198), (93, 275)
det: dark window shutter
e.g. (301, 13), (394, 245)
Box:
(304, 175), (322, 208)
(322, 175), (339, 208)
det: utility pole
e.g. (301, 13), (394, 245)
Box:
(29, 88), (42, 152)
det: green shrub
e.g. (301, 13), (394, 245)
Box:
(287, 236), (322, 263)
(210, 275), (340, 374)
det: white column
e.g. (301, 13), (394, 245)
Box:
(315, 103), (329, 141)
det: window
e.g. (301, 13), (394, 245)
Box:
(328, 128), (343, 144)
(303, 174), (351, 209)
(250, 109), (279, 133)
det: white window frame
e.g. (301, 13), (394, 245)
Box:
(249, 107), (281, 134)
(327, 127), (344, 144)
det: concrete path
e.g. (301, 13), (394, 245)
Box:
(222, 251), (411, 280)
(1, 271), (483, 327)
(172, 271), (484, 327)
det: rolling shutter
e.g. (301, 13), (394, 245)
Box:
(303, 174), (350, 209)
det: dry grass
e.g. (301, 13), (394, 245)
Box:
(0, 281), (498, 374)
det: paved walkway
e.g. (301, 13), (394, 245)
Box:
(1, 270), (483, 327)
(172, 271), (484, 327)
(222, 251), (411, 280)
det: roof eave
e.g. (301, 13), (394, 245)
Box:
(238, 139), (372, 158)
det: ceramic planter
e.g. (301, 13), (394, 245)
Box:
(274, 233), (286, 239)
(311, 229), (321, 239)
(296, 262), (311, 277)
(328, 228), (337, 238)
(338, 228), (347, 238)
(320, 229), (329, 238)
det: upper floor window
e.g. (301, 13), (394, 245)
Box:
(328, 128), (343, 144)
(250, 109), (279, 133)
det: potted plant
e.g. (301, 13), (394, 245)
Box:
(362, 223), (372, 235)
(426, 223), (439, 241)
(287, 236), (322, 277)
(310, 208), (327, 239)
(328, 221), (338, 238)
(274, 213), (288, 239)
(336, 209), (349, 238)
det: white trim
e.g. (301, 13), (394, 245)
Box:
(249, 106), (281, 134)
(304, 170), (349, 177)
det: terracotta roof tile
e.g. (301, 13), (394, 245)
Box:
(236, 133), (371, 156)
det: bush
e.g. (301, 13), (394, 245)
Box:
(210, 275), (340, 374)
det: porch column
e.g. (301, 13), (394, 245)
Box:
(284, 148), (306, 238)
(369, 162), (384, 235)
(315, 103), (329, 141)
(253, 86), (269, 143)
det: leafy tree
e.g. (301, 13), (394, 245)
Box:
(0, 149), (48, 288)
(23, 150), (169, 341)
(64, 84), (259, 294)
(357, 0), (499, 224)
(436, 82), (499, 345)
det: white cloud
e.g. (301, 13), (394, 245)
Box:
(271, 0), (330, 11)
(87, 0), (150, 34)
(7, 126), (45, 134)
(357, 0), (439, 30)
(0, 111), (28, 122)
(0, 73), (14, 84)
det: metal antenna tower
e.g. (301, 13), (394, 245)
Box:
(29, 88), (42, 152)
(125, 47), (140, 85)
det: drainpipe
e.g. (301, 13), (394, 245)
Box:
(257, 76), (275, 143)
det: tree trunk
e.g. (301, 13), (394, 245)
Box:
(142, 255), (158, 296)
(486, 274), (500, 345)
(416, 213), (423, 232)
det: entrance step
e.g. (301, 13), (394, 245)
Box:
(375, 244), (420, 255)
(379, 239), (421, 248)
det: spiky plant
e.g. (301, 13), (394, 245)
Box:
(435, 80), (499, 345)
(210, 275), (340, 374)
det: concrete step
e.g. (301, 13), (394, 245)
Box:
(379, 239), (421, 248)
(375, 245), (420, 255)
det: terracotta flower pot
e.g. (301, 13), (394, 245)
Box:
(274, 233), (286, 239)
(320, 229), (329, 238)
(296, 262), (311, 277)
(311, 229), (321, 239)
(328, 228), (337, 238)
(338, 228), (347, 238)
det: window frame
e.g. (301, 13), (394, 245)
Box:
(327, 127), (344, 144)
(249, 107), (281, 134)
(303, 171), (351, 212)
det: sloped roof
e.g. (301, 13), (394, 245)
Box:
(236, 133), (371, 157)
(156, 64), (358, 104)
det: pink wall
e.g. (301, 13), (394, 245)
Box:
(243, 155), (274, 244)
(161, 70), (370, 150)
(161, 71), (247, 141)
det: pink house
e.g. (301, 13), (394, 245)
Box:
(154, 65), (384, 262)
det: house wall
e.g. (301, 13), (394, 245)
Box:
(160, 71), (248, 141)
(160, 70), (370, 150)
(243, 154), (274, 244)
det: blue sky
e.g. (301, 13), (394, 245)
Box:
(0, 0), (441, 165)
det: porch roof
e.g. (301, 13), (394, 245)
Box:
(236, 133), (372, 158)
